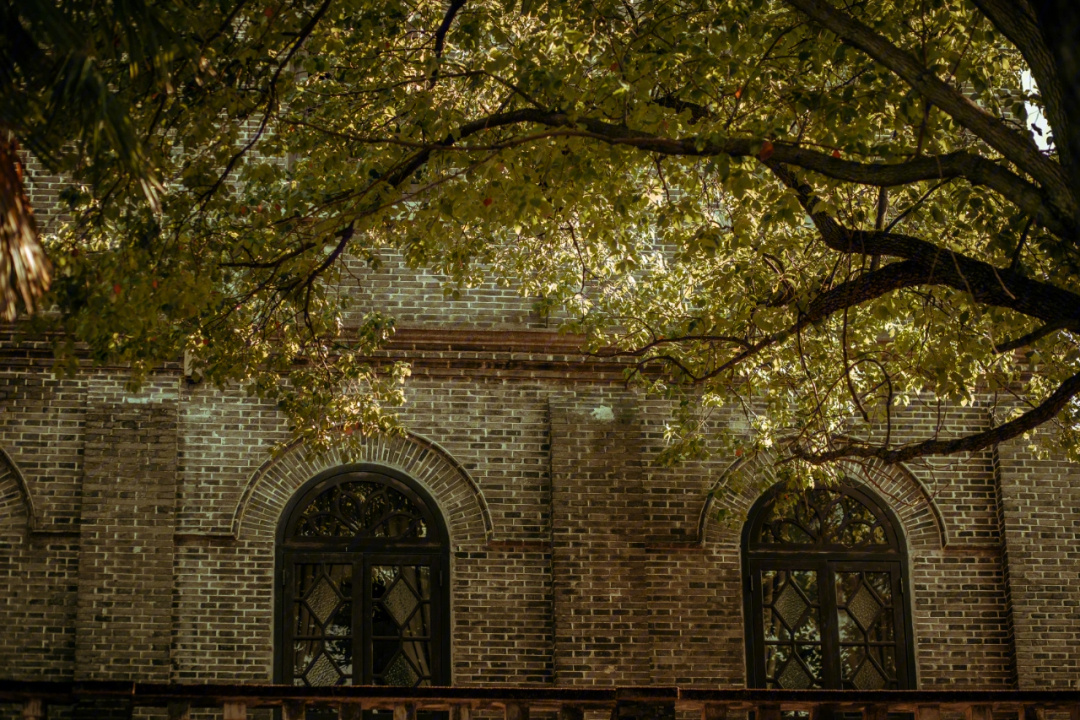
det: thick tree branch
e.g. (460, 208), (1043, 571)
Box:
(838, 229), (1080, 324)
(767, 161), (1080, 326)
(762, 145), (1070, 237)
(640, 259), (945, 384)
(433, 0), (467, 59)
(994, 319), (1078, 352)
(429, 0), (468, 87)
(789, 368), (1080, 464)
(781, 0), (1077, 224)
(800, 260), (928, 321)
(324, 107), (1080, 352)
(1029, 0), (1080, 204)
(969, 0), (1074, 176)
(324, 108), (1073, 237)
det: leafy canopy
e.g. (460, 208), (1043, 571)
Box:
(5, 0), (1080, 472)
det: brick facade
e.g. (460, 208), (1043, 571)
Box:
(0, 350), (1071, 692)
(2, 167), (1078, 694)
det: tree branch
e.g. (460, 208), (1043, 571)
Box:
(429, 0), (468, 87)
(968, 0), (1073, 175)
(781, 0), (1076, 223)
(433, 0), (467, 59)
(767, 161), (1080, 326)
(199, 0), (333, 207)
(994, 318), (1078, 352)
(789, 368), (1080, 464)
(314, 107), (1072, 237)
(1029, 0), (1080, 203)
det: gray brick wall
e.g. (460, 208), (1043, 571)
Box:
(997, 434), (1080, 689)
(76, 403), (178, 681)
(0, 335), (1056, 694)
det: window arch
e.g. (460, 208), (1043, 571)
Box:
(742, 481), (916, 690)
(275, 465), (450, 688)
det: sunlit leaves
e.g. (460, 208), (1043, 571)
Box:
(16, 0), (1080, 467)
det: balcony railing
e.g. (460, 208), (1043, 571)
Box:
(2, 682), (1080, 720)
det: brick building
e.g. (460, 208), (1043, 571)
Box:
(1, 178), (1080, 715)
(2, 251), (1079, 699)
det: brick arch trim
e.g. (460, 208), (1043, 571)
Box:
(231, 431), (493, 546)
(696, 451), (948, 550)
(0, 445), (37, 531)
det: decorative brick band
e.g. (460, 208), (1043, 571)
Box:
(0, 445), (36, 532)
(230, 431), (493, 548)
(699, 450), (948, 551)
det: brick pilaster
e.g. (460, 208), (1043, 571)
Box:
(76, 403), (178, 681)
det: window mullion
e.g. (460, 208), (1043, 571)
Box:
(820, 560), (842, 689)
(361, 555), (372, 684)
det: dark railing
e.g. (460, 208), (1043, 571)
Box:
(3, 682), (1080, 720)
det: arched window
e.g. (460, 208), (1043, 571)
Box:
(275, 465), (450, 688)
(742, 482), (916, 690)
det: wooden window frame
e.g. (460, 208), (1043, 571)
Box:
(741, 482), (918, 690)
(274, 464), (451, 687)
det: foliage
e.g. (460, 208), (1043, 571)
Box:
(4, 0), (1080, 467)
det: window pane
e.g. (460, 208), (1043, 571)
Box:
(371, 564), (434, 687)
(761, 569), (822, 689)
(291, 563), (354, 686)
(294, 481), (428, 539)
(754, 487), (893, 549)
(835, 570), (899, 689)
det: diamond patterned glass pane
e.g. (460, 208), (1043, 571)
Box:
(778, 659), (813, 689)
(869, 609), (895, 642)
(793, 608), (820, 642)
(296, 604), (317, 636)
(764, 609), (791, 642)
(326, 599), (352, 637)
(372, 566), (399, 598)
(373, 603), (396, 636)
(791, 570), (818, 598)
(403, 640), (433, 682)
(848, 584), (882, 630)
(774, 583), (807, 629)
(867, 572), (893, 600)
(306, 653), (341, 686)
(283, 473), (445, 689)
(306, 576), (340, 626)
(764, 644), (790, 688)
(294, 640), (319, 685)
(834, 571), (900, 689)
(326, 638), (353, 679)
(797, 644), (822, 682)
(853, 660), (886, 689)
(368, 564), (434, 686)
(384, 579), (420, 626)
(840, 644), (867, 679)
(290, 563), (355, 687)
(373, 639), (397, 674)
(748, 484), (909, 692)
(835, 571), (858, 604)
(382, 653), (420, 687)
(838, 610), (865, 643)
(404, 601), (431, 639)
(872, 645), (898, 678)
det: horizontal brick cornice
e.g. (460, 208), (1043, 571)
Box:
(0, 326), (634, 381)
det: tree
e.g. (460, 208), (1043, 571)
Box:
(2, 0), (411, 443)
(5, 0), (1080, 471)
